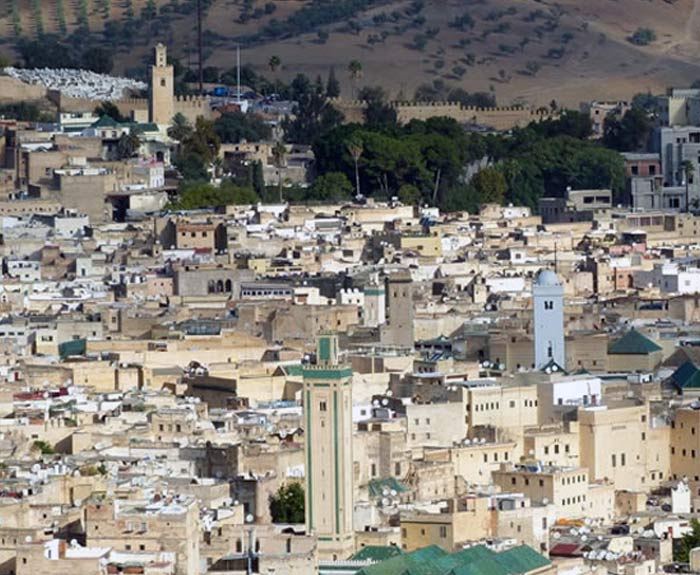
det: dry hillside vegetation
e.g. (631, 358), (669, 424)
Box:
(1, 0), (700, 105)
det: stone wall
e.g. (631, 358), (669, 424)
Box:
(0, 76), (47, 103)
(329, 98), (557, 131)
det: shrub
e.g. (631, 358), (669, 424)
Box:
(628, 27), (656, 46)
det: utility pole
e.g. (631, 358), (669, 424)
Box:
(197, 0), (204, 95)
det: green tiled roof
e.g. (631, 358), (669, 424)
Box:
(671, 361), (700, 390)
(357, 545), (447, 575)
(280, 364), (304, 377)
(92, 115), (120, 127)
(352, 546), (404, 562)
(494, 545), (552, 573)
(450, 558), (510, 575)
(356, 544), (550, 575)
(608, 328), (662, 355)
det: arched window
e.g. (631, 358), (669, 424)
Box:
(225, 279), (232, 292)
(207, 280), (215, 294)
(216, 280), (224, 293)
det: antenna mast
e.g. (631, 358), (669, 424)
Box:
(197, 0), (204, 95)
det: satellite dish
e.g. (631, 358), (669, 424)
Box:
(381, 398), (389, 406)
(542, 498), (549, 505)
(552, 365), (558, 372)
(386, 390), (393, 397)
(245, 514), (254, 524)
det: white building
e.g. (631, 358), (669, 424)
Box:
(532, 269), (566, 370)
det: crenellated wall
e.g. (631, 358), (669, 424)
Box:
(329, 98), (557, 131)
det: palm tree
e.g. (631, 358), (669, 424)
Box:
(347, 59), (363, 99)
(347, 139), (363, 198)
(272, 141), (287, 202)
(682, 160), (695, 212)
(268, 55), (281, 74)
(168, 113), (193, 142)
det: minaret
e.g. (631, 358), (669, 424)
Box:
(150, 43), (175, 126)
(303, 334), (355, 560)
(533, 268), (566, 370)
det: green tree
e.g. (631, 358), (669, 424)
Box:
(310, 172), (353, 201)
(171, 180), (258, 210)
(283, 74), (344, 145)
(268, 55), (281, 73)
(360, 86), (397, 131)
(272, 141), (287, 201)
(269, 483), (305, 524)
(347, 138), (363, 197)
(326, 67), (340, 98)
(117, 132), (141, 159)
(168, 113), (193, 142)
(251, 160), (265, 196)
(398, 184), (422, 205)
(682, 160), (695, 213)
(82, 47), (114, 74)
(678, 518), (700, 562)
(94, 101), (127, 122)
(471, 167), (506, 204)
(348, 59), (363, 98)
(602, 108), (651, 152)
(214, 111), (272, 143)
(33, 440), (55, 455)
(142, 0), (157, 20)
(628, 27), (656, 46)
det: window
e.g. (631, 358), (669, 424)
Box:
(621, 453), (626, 466)
(395, 462), (401, 476)
(160, 78), (166, 87)
(439, 526), (447, 538)
(544, 301), (554, 310)
(319, 401), (327, 412)
(612, 454), (616, 468)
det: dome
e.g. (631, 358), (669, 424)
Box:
(534, 268), (561, 287)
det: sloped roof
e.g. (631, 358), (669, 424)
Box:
(356, 545), (447, 575)
(608, 328), (662, 355)
(92, 115), (120, 127)
(663, 347), (700, 368)
(671, 361), (700, 390)
(539, 358), (568, 375)
(356, 544), (551, 575)
(352, 546), (404, 562)
(494, 545), (552, 573)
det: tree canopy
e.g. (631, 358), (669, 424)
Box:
(269, 483), (305, 524)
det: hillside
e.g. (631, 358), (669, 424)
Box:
(1, 0), (700, 106)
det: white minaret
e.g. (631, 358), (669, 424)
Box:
(533, 269), (565, 370)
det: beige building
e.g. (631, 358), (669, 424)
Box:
(85, 496), (199, 575)
(579, 403), (669, 491)
(492, 464), (590, 519)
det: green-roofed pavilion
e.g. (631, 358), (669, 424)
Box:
(608, 328), (662, 355)
(607, 327), (663, 372)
